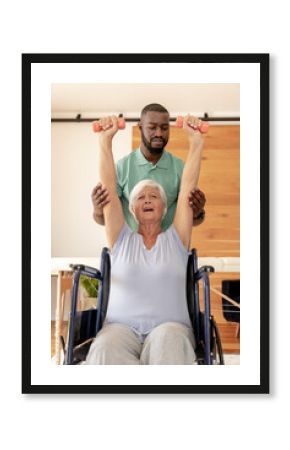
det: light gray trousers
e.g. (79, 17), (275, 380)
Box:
(85, 322), (196, 365)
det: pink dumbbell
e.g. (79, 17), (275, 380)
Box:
(175, 116), (209, 133)
(92, 116), (126, 133)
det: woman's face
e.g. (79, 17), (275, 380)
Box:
(132, 186), (165, 225)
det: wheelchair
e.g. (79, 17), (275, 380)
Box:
(61, 248), (224, 365)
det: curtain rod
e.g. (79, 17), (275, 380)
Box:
(51, 113), (240, 123)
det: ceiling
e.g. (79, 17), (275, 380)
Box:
(51, 83), (240, 118)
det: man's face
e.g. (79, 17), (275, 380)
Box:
(139, 111), (170, 154)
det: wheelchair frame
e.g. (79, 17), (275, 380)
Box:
(63, 248), (224, 365)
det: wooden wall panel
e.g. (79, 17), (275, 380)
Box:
(132, 125), (240, 257)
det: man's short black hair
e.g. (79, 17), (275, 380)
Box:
(140, 103), (169, 117)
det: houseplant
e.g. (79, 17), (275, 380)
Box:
(79, 275), (99, 309)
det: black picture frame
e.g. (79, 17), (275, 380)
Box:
(22, 53), (269, 394)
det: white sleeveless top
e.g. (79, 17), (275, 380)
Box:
(106, 223), (191, 341)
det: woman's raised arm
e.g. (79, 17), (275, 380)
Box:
(97, 116), (124, 248)
(173, 115), (204, 249)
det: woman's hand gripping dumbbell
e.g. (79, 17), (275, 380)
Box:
(92, 115), (126, 133)
(175, 115), (209, 133)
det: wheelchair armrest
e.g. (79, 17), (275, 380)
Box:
(69, 264), (101, 277)
(198, 265), (215, 274)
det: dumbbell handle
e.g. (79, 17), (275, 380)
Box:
(92, 117), (126, 133)
(175, 116), (209, 133)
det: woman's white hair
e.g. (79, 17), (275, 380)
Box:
(129, 179), (168, 223)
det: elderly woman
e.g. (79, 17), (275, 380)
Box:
(85, 115), (204, 365)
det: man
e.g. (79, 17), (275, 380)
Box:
(92, 103), (206, 231)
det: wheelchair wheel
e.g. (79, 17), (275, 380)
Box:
(210, 316), (224, 365)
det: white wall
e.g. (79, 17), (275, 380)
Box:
(51, 121), (134, 257)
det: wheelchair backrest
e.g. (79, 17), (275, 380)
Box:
(186, 249), (201, 345)
(96, 247), (111, 331)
